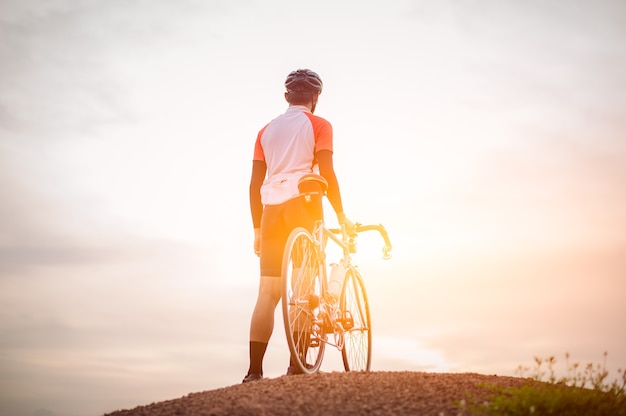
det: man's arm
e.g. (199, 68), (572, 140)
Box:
(249, 160), (266, 228)
(250, 160), (266, 256)
(316, 149), (346, 222)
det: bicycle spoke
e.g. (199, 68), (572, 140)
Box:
(341, 269), (371, 371)
(282, 228), (325, 374)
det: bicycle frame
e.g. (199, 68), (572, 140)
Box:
(312, 221), (344, 293)
(309, 220), (392, 348)
(314, 220), (393, 269)
(280, 202), (392, 373)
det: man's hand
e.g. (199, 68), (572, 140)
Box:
(337, 212), (355, 235)
(254, 228), (261, 256)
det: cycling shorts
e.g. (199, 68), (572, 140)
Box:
(260, 196), (316, 277)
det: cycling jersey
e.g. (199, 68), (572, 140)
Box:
(253, 105), (333, 205)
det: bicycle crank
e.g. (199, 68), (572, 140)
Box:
(333, 322), (345, 351)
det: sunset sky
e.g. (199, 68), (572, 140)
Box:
(1, 1), (625, 415)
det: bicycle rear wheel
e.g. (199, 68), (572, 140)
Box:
(340, 267), (371, 371)
(281, 227), (325, 374)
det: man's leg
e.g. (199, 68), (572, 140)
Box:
(246, 275), (282, 378)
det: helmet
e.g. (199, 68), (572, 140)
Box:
(285, 69), (323, 93)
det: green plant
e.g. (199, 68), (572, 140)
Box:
(460, 352), (626, 416)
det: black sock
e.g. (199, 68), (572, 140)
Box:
(248, 341), (268, 375)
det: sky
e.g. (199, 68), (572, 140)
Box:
(1, 0), (625, 415)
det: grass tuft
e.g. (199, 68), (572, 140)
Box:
(460, 352), (626, 415)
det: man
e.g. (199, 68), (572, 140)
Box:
(243, 69), (353, 383)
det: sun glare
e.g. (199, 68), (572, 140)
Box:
(374, 337), (453, 373)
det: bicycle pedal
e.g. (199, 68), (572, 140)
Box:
(342, 311), (354, 329)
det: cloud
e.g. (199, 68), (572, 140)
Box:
(0, 0), (240, 137)
(374, 337), (453, 372)
(1, 2), (625, 416)
(0, 0), (253, 273)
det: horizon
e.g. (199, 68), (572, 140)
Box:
(1, 1), (625, 415)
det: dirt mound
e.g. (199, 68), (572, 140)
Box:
(104, 371), (529, 416)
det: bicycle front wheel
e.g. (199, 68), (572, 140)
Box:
(340, 267), (372, 371)
(281, 227), (325, 374)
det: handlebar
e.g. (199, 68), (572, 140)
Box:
(329, 223), (393, 260)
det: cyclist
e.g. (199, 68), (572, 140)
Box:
(243, 69), (354, 383)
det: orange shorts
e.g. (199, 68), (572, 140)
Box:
(259, 196), (316, 277)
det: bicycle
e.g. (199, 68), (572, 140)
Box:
(281, 173), (392, 375)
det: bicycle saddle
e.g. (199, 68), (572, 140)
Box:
(298, 173), (328, 195)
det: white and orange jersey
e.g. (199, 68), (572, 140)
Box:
(253, 105), (333, 205)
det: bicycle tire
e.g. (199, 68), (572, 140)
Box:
(281, 227), (326, 374)
(340, 267), (372, 371)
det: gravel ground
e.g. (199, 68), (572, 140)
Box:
(104, 371), (532, 416)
